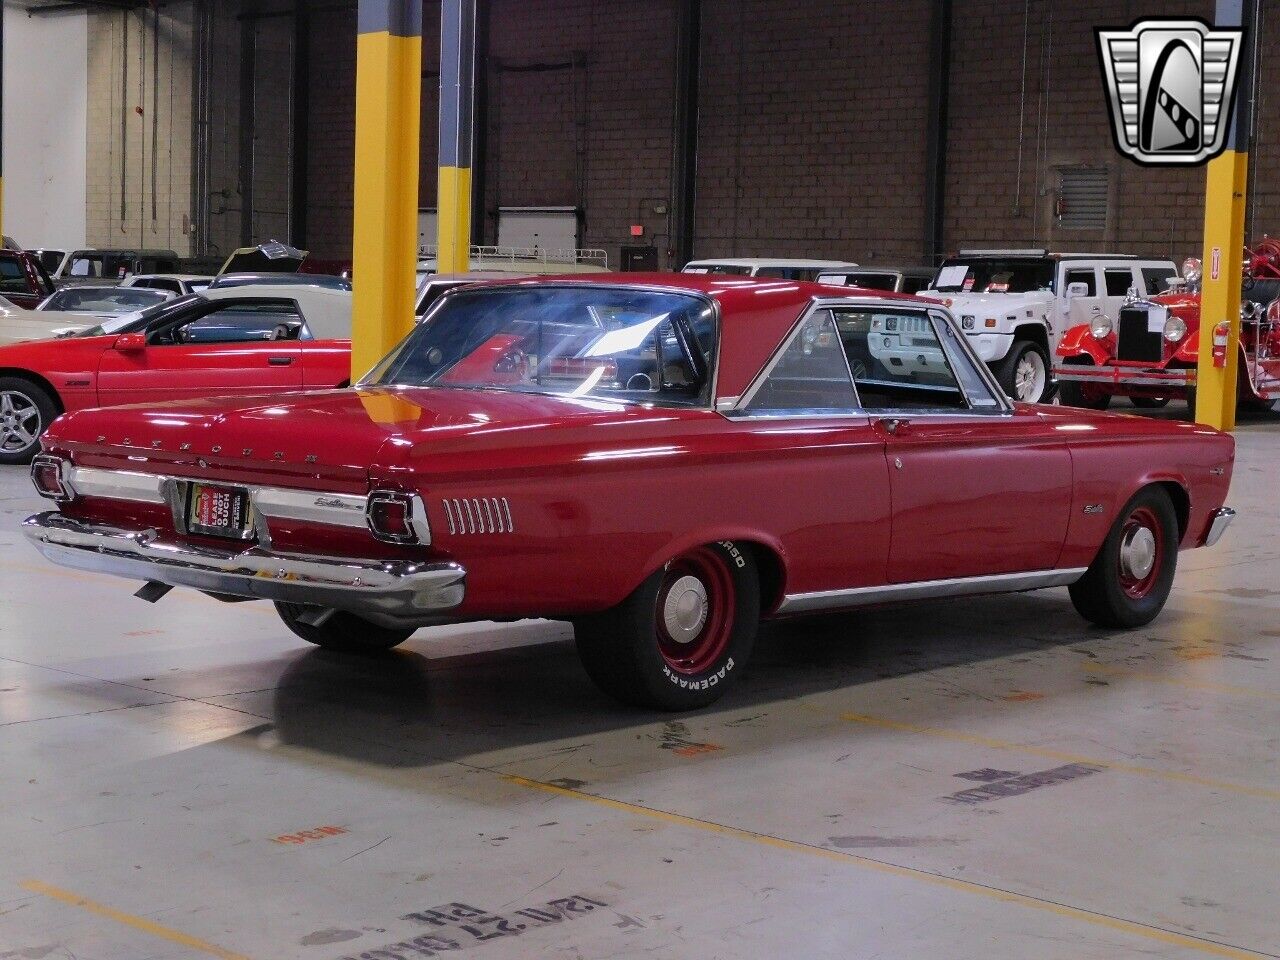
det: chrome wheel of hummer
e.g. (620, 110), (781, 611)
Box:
(1014, 351), (1046, 402)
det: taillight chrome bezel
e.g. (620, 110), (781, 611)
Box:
(366, 490), (431, 545)
(30, 454), (73, 502)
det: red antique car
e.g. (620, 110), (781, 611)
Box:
(24, 276), (1236, 710)
(0, 285), (352, 464)
(1055, 239), (1280, 413)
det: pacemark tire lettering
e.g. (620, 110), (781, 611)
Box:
(662, 657), (734, 687)
(718, 541), (746, 568)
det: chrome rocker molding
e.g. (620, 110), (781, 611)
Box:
(1204, 506), (1236, 547)
(776, 567), (1089, 616)
(23, 512), (465, 629)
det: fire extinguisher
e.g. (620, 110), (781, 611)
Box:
(1212, 321), (1231, 367)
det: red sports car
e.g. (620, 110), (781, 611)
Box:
(0, 284), (352, 463)
(24, 276), (1236, 710)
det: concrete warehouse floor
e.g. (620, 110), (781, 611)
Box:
(0, 403), (1278, 960)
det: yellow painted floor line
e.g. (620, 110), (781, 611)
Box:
(505, 776), (1273, 960)
(1084, 661), (1280, 700)
(842, 712), (1280, 801)
(21, 880), (252, 960)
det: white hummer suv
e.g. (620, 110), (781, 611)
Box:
(921, 250), (1179, 403)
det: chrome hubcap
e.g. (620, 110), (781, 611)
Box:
(1014, 351), (1046, 401)
(1119, 525), (1157, 580)
(662, 574), (708, 644)
(0, 391), (40, 453)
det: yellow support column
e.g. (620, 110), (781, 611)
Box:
(350, 1), (423, 381)
(1195, 0), (1254, 431)
(435, 0), (476, 275)
(1195, 151), (1248, 431)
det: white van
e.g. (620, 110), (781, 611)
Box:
(682, 258), (858, 281)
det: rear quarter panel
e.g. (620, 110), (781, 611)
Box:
(1054, 412), (1234, 568)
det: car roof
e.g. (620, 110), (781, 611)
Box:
(950, 249), (1174, 262)
(200, 284), (351, 339)
(128, 273), (211, 282)
(684, 258), (858, 268)
(466, 273), (940, 398)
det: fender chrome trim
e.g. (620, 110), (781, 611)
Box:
(776, 567), (1088, 616)
(22, 512), (464, 627)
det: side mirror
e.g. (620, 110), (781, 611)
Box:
(112, 332), (147, 353)
(1066, 282), (1090, 298)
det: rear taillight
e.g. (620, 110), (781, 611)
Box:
(31, 455), (71, 501)
(367, 490), (429, 545)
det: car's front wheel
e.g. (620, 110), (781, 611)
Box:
(1057, 358), (1112, 410)
(997, 340), (1052, 403)
(574, 541), (760, 710)
(1069, 486), (1179, 628)
(0, 377), (58, 465)
(275, 602), (416, 652)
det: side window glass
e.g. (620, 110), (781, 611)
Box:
(742, 310), (857, 415)
(931, 313), (1003, 409)
(159, 301), (305, 345)
(1141, 267), (1177, 295)
(1063, 268), (1097, 296)
(1104, 268), (1137, 297)
(0, 259), (27, 294)
(833, 307), (968, 412)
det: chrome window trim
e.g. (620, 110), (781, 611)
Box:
(926, 307), (1014, 414)
(730, 303), (862, 415)
(776, 567), (1088, 615)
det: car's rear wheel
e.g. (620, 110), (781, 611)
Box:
(1131, 397), (1169, 409)
(275, 602), (415, 652)
(1069, 486), (1179, 628)
(1055, 358), (1112, 410)
(574, 541), (760, 710)
(0, 377), (58, 465)
(997, 340), (1051, 403)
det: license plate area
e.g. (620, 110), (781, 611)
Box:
(185, 482), (255, 540)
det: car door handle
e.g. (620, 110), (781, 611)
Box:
(877, 417), (910, 435)
(267, 356), (294, 366)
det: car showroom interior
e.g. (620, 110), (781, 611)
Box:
(0, 1), (1276, 958)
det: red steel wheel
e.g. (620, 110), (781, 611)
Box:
(1070, 486), (1179, 628)
(574, 541), (761, 710)
(1116, 505), (1165, 601)
(654, 546), (737, 676)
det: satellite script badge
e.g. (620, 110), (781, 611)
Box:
(1097, 19), (1244, 166)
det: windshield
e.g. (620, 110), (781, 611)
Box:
(76, 293), (204, 337)
(368, 286), (717, 407)
(42, 287), (168, 313)
(932, 258), (1055, 293)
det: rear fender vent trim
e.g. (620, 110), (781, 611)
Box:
(442, 497), (514, 535)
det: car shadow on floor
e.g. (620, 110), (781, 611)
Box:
(263, 589), (1095, 768)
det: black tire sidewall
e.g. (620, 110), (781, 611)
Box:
(1058, 360), (1111, 410)
(998, 340), (1051, 404)
(0, 377), (58, 465)
(275, 602), (414, 652)
(576, 541), (761, 710)
(1074, 488), (1179, 627)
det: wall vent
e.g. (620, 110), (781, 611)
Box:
(1057, 167), (1110, 231)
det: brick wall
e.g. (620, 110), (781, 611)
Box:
(83, 2), (1280, 271)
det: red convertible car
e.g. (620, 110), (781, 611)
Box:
(0, 284), (352, 463)
(24, 276), (1236, 710)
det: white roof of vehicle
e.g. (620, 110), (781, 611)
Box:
(122, 273), (212, 284)
(684, 258), (858, 268)
(202, 283), (352, 340)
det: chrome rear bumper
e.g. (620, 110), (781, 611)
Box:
(23, 512), (465, 628)
(1203, 507), (1236, 547)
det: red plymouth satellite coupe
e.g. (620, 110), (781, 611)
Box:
(25, 276), (1236, 710)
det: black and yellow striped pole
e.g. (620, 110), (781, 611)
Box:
(351, 1), (423, 380)
(1196, 0), (1254, 431)
(436, 0), (475, 274)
